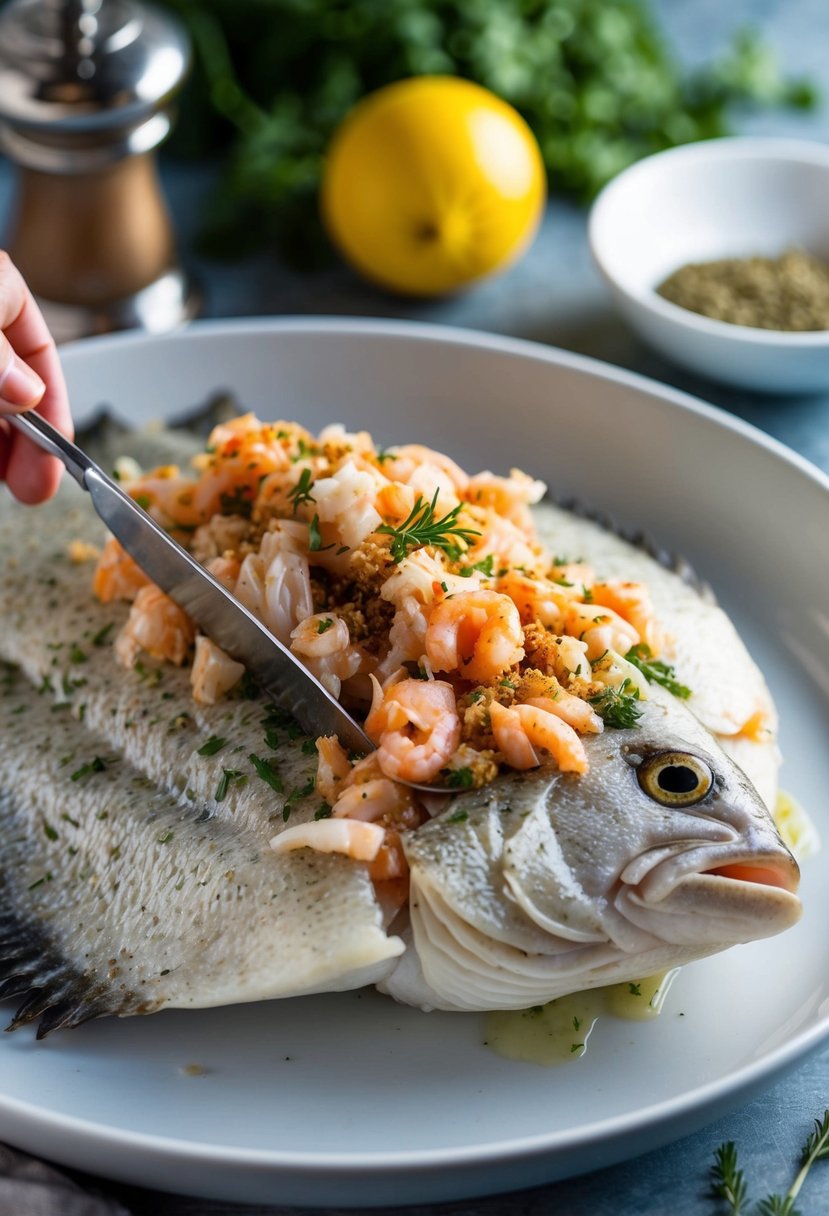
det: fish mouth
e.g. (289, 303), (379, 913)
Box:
(704, 858), (799, 893)
(617, 853), (802, 948)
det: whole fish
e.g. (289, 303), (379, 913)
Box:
(0, 425), (799, 1032)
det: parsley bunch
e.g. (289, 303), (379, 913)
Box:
(159, 0), (816, 265)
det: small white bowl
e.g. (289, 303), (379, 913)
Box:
(588, 137), (829, 393)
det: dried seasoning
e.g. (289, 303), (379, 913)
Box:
(657, 249), (829, 331)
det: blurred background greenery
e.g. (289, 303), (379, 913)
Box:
(158, 0), (817, 267)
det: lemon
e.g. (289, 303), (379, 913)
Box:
(774, 790), (821, 862)
(321, 76), (546, 296)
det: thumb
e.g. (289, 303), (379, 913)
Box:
(0, 331), (46, 413)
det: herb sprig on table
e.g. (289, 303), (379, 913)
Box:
(159, 0), (817, 265)
(711, 1110), (829, 1215)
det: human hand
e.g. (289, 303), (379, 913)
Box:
(0, 251), (72, 504)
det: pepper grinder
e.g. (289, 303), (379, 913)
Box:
(0, 0), (199, 342)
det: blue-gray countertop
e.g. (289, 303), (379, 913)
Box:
(3, 0), (829, 1213)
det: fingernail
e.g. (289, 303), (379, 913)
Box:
(0, 354), (45, 410)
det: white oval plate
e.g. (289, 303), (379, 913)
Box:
(2, 319), (828, 1208)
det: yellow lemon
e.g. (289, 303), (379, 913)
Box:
(321, 76), (546, 296)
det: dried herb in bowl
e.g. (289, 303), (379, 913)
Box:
(657, 249), (829, 331)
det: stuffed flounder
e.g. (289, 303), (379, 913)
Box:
(0, 414), (800, 1033)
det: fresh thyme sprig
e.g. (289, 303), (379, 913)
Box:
(625, 643), (692, 700)
(377, 490), (480, 564)
(711, 1110), (829, 1216)
(712, 1142), (748, 1215)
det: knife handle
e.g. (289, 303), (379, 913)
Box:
(7, 410), (92, 488)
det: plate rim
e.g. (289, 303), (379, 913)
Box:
(6, 316), (828, 1190)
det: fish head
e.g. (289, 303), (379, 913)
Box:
(387, 686), (801, 1012)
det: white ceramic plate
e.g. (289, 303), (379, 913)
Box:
(2, 319), (828, 1207)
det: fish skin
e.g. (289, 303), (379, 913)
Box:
(0, 490), (403, 1036)
(380, 686), (800, 1012)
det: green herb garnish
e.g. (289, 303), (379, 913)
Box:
(589, 679), (642, 729)
(215, 768), (244, 802)
(197, 735), (227, 757)
(446, 768), (474, 790)
(378, 490), (480, 563)
(91, 622), (114, 647)
(458, 554), (494, 577)
(625, 643), (692, 699)
(314, 803), (333, 820)
(308, 513), (334, 552)
(316, 617), (334, 634)
(287, 467), (316, 513)
(447, 809), (469, 822)
(70, 756), (108, 781)
(248, 752), (284, 793)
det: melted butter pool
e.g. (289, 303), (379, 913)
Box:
(485, 970), (680, 1066)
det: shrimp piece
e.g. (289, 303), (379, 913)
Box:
(425, 590), (524, 682)
(375, 481), (416, 523)
(114, 585), (196, 668)
(466, 511), (544, 573)
(290, 612), (363, 697)
(235, 526), (313, 645)
(93, 536), (150, 604)
(204, 554), (241, 589)
(313, 460), (384, 550)
(365, 678), (461, 784)
(490, 700), (588, 774)
(563, 601), (640, 662)
(315, 735), (352, 804)
(590, 581), (663, 654)
(190, 636), (245, 704)
(382, 445), (469, 495)
(269, 819), (385, 862)
(497, 571), (566, 629)
(465, 469), (546, 534)
(523, 693), (603, 735)
(332, 778), (406, 823)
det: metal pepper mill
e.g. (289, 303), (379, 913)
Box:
(0, 0), (198, 342)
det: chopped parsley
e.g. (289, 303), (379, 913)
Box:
(248, 752), (284, 793)
(314, 803), (333, 820)
(589, 679), (643, 729)
(215, 768), (244, 802)
(446, 769), (474, 791)
(458, 554), (494, 577)
(282, 776), (316, 821)
(377, 490), (480, 563)
(625, 643), (692, 699)
(316, 617), (334, 634)
(69, 644), (88, 664)
(70, 756), (108, 781)
(628, 982), (642, 996)
(92, 622), (114, 647)
(157, 830), (174, 844)
(197, 735), (227, 757)
(447, 809), (469, 822)
(308, 513), (334, 552)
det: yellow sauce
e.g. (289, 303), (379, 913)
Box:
(484, 970), (680, 1066)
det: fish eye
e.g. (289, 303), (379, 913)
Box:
(637, 751), (713, 807)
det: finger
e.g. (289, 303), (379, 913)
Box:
(0, 253), (72, 503)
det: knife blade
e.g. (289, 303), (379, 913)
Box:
(9, 410), (374, 756)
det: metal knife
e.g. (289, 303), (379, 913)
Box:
(10, 410), (374, 756)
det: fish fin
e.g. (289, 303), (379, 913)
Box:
(0, 908), (126, 1037)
